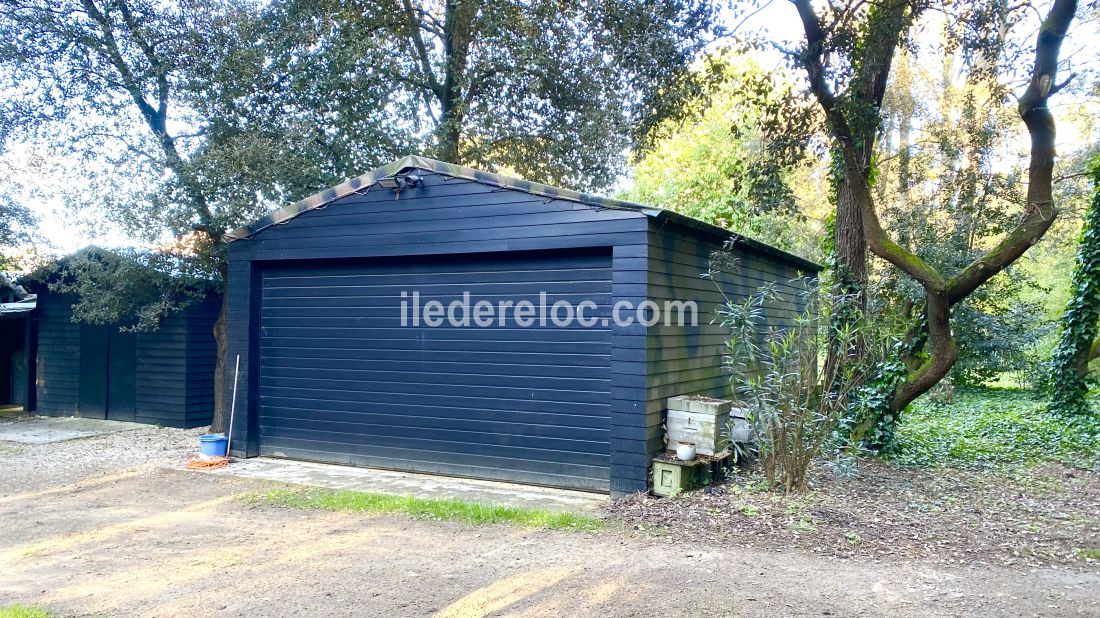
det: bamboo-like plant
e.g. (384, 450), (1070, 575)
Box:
(718, 281), (869, 493)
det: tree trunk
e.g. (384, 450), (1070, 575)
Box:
(823, 177), (868, 384)
(210, 265), (229, 432)
(890, 289), (956, 411)
(431, 0), (476, 164)
(834, 179), (869, 304)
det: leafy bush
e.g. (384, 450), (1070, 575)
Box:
(888, 388), (1100, 470)
(719, 280), (872, 492)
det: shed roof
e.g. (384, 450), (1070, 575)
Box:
(225, 155), (822, 272)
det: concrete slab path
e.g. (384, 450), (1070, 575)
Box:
(202, 457), (609, 514)
(0, 416), (147, 444)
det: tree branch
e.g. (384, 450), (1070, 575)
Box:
(792, 0), (946, 292)
(946, 0), (1077, 305)
(80, 0), (163, 132)
(80, 0), (216, 234)
(116, 0), (169, 120)
(400, 0), (442, 100)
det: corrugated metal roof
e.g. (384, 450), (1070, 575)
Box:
(224, 155), (822, 272)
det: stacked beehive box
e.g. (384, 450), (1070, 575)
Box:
(665, 395), (751, 455)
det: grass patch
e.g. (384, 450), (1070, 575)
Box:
(243, 487), (604, 531)
(1076, 548), (1100, 561)
(0, 606), (51, 618)
(0, 442), (23, 457)
(889, 388), (1100, 471)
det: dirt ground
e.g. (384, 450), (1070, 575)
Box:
(612, 460), (1100, 568)
(1, 427), (1098, 617)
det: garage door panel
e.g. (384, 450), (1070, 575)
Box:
(259, 426), (611, 467)
(259, 336), (610, 355)
(260, 394), (612, 422)
(261, 415), (611, 455)
(261, 366), (611, 392)
(261, 379), (610, 405)
(261, 407), (610, 438)
(260, 349), (611, 367)
(258, 250), (614, 491)
(263, 280), (615, 299)
(259, 305), (615, 321)
(259, 327), (612, 343)
(260, 357), (613, 379)
(264, 267), (613, 288)
(264, 252), (611, 277)
(261, 294), (615, 311)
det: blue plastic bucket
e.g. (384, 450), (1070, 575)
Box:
(199, 433), (228, 457)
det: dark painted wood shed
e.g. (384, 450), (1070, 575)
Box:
(33, 291), (221, 428)
(224, 156), (820, 496)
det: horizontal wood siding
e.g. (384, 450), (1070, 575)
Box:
(645, 221), (814, 456)
(227, 170), (651, 495)
(257, 252), (614, 491)
(131, 297), (219, 428)
(135, 314), (189, 426)
(184, 296), (220, 428)
(34, 294), (79, 416)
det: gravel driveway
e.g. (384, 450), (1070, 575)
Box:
(1, 416), (1098, 617)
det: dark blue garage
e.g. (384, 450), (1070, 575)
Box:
(223, 156), (819, 496)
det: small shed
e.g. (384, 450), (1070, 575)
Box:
(0, 274), (35, 412)
(33, 291), (221, 428)
(224, 156), (820, 496)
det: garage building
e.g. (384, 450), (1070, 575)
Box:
(223, 156), (819, 496)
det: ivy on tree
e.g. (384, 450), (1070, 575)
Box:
(1048, 158), (1100, 415)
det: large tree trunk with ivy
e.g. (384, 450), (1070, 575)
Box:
(819, 0), (908, 401)
(1047, 161), (1100, 414)
(793, 0), (1079, 414)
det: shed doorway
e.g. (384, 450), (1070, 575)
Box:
(77, 325), (138, 422)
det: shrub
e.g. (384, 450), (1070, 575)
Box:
(718, 280), (871, 492)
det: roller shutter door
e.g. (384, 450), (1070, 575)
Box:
(257, 250), (613, 491)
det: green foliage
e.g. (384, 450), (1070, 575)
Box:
(246, 0), (721, 191)
(871, 50), (1052, 386)
(0, 197), (34, 270)
(624, 52), (825, 258)
(717, 276), (875, 493)
(0, 606), (51, 618)
(1047, 158), (1100, 415)
(244, 487), (604, 531)
(35, 247), (215, 331)
(846, 341), (909, 452)
(888, 388), (1100, 471)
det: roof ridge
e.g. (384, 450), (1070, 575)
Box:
(223, 156), (822, 272)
